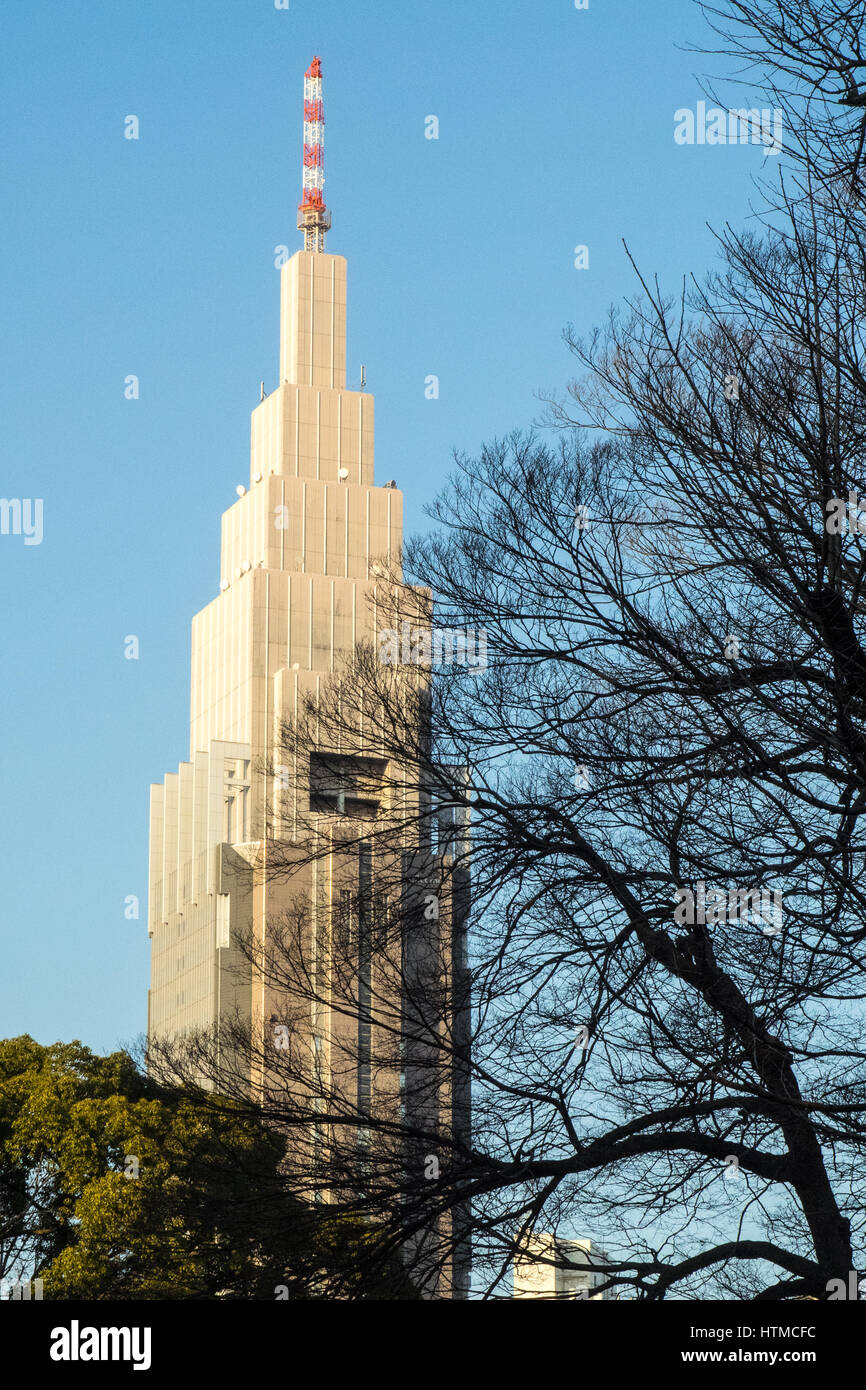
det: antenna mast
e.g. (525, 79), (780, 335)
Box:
(297, 56), (331, 253)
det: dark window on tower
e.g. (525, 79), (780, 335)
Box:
(334, 887), (355, 952)
(309, 752), (386, 819)
(333, 887), (392, 954)
(357, 843), (372, 1123)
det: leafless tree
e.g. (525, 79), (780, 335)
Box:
(695, 1), (866, 192)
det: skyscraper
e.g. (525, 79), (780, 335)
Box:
(146, 59), (469, 1297)
(146, 55), (405, 1046)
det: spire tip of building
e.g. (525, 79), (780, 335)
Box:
(298, 55), (330, 252)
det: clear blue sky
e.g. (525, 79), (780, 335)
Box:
(0, 0), (775, 1053)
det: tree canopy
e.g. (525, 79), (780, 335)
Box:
(0, 1036), (414, 1299)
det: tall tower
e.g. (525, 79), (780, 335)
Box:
(145, 60), (470, 1297)
(147, 57), (400, 1046)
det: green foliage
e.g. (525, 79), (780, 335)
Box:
(0, 1037), (415, 1300)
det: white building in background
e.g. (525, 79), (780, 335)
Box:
(514, 1235), (609, 1299)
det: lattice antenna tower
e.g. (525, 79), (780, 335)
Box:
(297, 56), (331, 253)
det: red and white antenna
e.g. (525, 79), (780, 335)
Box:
(297, 56), (331, 253)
